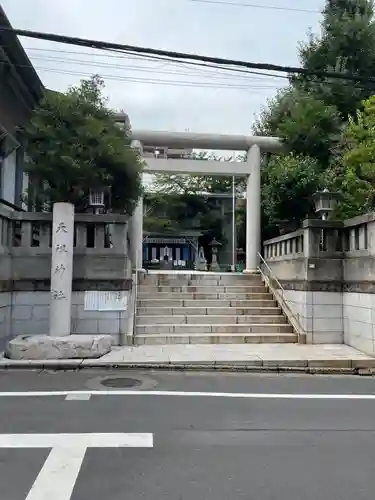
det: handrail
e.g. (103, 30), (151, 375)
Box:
(257, 252), (307, 344)
(131, 268), (139, 345)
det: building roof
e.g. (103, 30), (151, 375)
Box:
(144, 231), (202, 238)
(0, 6), (44, 108)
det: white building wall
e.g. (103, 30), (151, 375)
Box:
(1, 150), (16, 204)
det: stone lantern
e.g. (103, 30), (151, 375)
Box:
(196, 246), (207, 272)
(209, 237), (222, 272)
(312, 188), (340, 220)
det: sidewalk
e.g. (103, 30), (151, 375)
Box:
(1, 344), (374, 373)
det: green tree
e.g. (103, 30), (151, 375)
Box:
(254, 0), (375, 151)
(297, 0), (375, 118)
(254, 87), (342, 168)
(253, 87), (297, 137)
(262, 153), (323, 230)
(252, 0), (375, 232)
(276, 91), (342, 168)
(144, 189), (226, 241)
(326, 95), (375, 217)
(25, 76), (143, 214)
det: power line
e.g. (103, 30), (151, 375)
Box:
(23, 46), (290, 81)
(97, 48), (291, 80)
(2, 27), (374, 84)
(24, 64), (375, 94)
(4, 50), (373, 94)
(190, 0), (320, 14)
(30, 66), (282, 92)
(26, 53), (286, 85)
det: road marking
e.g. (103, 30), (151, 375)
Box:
(0, 433), (153, 448)
(0, 390), (374, 400)
(65, 393), (91, 401)
(0, 433), (153, 500)
(25, 446), (86, 500)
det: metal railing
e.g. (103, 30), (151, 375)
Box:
(131, 268), (139, 345)
(257, 252), (306, 344)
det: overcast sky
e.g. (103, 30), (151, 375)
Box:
(3, 0), (325, 134)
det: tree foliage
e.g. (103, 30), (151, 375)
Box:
(252, 0), (375, 232)
(147, 156), (244, 241)
(326, 95), (375, 218)
(276, 92), (342, 168)
(25, 76), (143, 214)
(143, 190), (227, 246)
(262, 154), (323, 230)
(297, 0), (375, 118)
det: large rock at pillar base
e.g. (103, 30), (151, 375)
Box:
(5, 335), (112, 360)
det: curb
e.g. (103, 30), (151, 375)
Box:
(0, 359), (374, 375)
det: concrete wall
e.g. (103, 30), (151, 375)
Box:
(283, 290), (343, 344)
(9, 291), (130, 345)
(263, 215), (375, 352)
(343, 293), (375, 355)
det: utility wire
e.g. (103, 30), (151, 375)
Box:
(95, 48), (291, 80)
(26, 53), (286, 85)
(190, 0), (320, 14)
(27, 66), (282, 92)
(1, 27), (374, 84)
(6, 59), (372, 94)
(26, 54), (375, 92)
(20, 46), (290, 80)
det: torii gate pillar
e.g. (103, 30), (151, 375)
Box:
(245, 144), (261, 272)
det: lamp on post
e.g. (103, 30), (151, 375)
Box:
(89, 188), (105, 215)
(312, 188), (340, 253)
(312, 188), (340, 220)
(209, 237), (222, 272)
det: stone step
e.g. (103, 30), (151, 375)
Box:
(135, 332), (298, 345)
(136, 315), (287, 325)
(138, 285), (267, 294)
(137, 292), (273, 300)
(137, 299), (278, 308)
(139, 273), (262, 286)
(139, 280), (264, 288)
(136, 306), (281, 316)
(136, 323), (294, 334)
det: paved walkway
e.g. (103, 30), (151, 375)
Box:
(1, 344), (374, 371)
(96, 344), (374, 369)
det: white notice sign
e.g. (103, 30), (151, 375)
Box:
(84, 291), (128, 311)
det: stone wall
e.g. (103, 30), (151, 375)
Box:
(263, 214), (375, 353)
(0, 206), (134, 348)
(9, 291), (129, 345)
(282, 290), (343, 344)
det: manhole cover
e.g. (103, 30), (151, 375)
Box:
(101, 377), (142, 388)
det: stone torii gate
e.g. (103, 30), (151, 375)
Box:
(129, 130), (283, 273)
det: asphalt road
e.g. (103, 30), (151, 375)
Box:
(1, 369), (375, 499)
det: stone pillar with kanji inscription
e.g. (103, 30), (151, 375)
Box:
(49, 202), (74, 337)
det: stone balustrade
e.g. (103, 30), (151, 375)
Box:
(0, 205), (133, 350)
(0, 206), (131, 289)
(262, 213), (375, 354)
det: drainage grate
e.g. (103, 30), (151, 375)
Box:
(100, 377), (142, 388)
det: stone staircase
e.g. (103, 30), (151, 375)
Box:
(135, 272), (297, 345)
